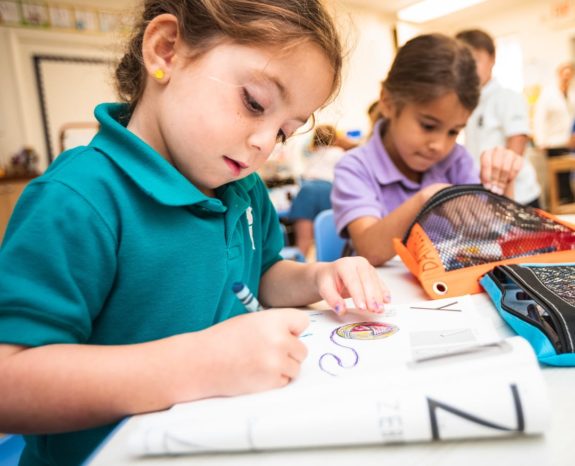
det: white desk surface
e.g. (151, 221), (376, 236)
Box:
(89, 250), (575, 466)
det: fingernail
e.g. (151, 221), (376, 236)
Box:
(357, 301), (366, 310)
(379, 303), (386, 312)
(334, 303), (343, 315)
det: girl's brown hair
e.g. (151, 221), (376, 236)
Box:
(311, 124), (337, 148)
(456, 29), (496, 57)
(383, 33), (480, 112)
(115, 0), (342, 111)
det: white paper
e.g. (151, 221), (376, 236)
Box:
(127, 296), (549, 456)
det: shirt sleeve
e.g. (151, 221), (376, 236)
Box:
(501, 90), (530, 138)
(0, 181), (117, 346)
(331, 154), (384, 237)
(254, 177), (283, 274)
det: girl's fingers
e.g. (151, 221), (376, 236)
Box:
(282, 353), (303, 380)
(286, 311), (310, 336)
(335, 259), (389, 315)
(288, 338), (308, 364)
(318, 276), (348, 316)
(494, 149), (514, 192)
(354, 261), (383, 313)
(278, 375), (291, 387)
(317, 258), (391, 316)
(480, 147), (523, 196)
(337, 264), (368, 312)
(480, 148), (494, 190)
(368, 265), (390, 309)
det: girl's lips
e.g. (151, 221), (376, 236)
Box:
(223, 156), (247, 177)
(236, 160), (249, 169)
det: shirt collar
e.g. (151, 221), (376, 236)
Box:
(367, 119), (457, 189)
(481, 78), (499, 98)
(89, 103), (256, 211)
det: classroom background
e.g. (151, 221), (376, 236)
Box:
(1, 0), (575, 239)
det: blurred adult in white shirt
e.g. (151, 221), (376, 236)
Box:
(533, 62), (575, 203)
(457, 29), (541, 207)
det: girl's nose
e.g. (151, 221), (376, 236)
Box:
(428, 135), (448, 154)
(247, 127), (280, 157)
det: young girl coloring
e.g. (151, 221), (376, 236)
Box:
(332, 33), (523, 266)
(0, 1), (389, 464)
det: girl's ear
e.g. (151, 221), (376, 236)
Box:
(142, 14), (180, 83)
(379, 87), (396, 119)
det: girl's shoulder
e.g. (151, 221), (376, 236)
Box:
(35, 146), (114, 194)
(334, 146), (375, 177)
(339, 139), (382, 166)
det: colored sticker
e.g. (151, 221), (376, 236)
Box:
(336, 321), (399, 340)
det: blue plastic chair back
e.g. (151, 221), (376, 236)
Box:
(278, 223), (305, 262)
(0, 435), (24, 466)
(314, 209), (346, 262)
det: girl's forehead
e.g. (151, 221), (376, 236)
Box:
(403, 93), (470, 124)
(198, 41), (334, 105)
(193, 41), (318, 77)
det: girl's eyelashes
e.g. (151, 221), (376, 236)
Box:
(242, 87), (288, 143)
(420, 121), (460, 138)
(242, 88), (264, 114)
(276, 129), (287, 144)
(241, 87), (294, 144)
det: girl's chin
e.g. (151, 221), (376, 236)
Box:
(409, 162), (433, 173)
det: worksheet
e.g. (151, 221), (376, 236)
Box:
(126, 296), (549, 456)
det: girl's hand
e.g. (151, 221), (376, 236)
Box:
(190, 309), (309, 397)
(314, 257), (390, 316)
(479, 147), (523, 197)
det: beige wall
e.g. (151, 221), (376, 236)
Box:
(0, 28), (121, 171)
(0, 0), (133, 170)
(1, 0), (574, 172)
(318, 3), (395, 135)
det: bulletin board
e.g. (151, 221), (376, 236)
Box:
(33, 55), (116, 162)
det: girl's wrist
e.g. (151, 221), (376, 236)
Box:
(311, 261), (329, 294)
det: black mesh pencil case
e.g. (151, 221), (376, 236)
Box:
(393, 185), (575, 299)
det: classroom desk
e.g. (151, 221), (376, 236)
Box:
(89, 219), (575, 466)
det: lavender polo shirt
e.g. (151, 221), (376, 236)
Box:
(331, 121), (480, 236)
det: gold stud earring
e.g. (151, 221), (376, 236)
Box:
(154, 69), (165, 80)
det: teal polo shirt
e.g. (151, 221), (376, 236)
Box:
(0, 103), (284, 465)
